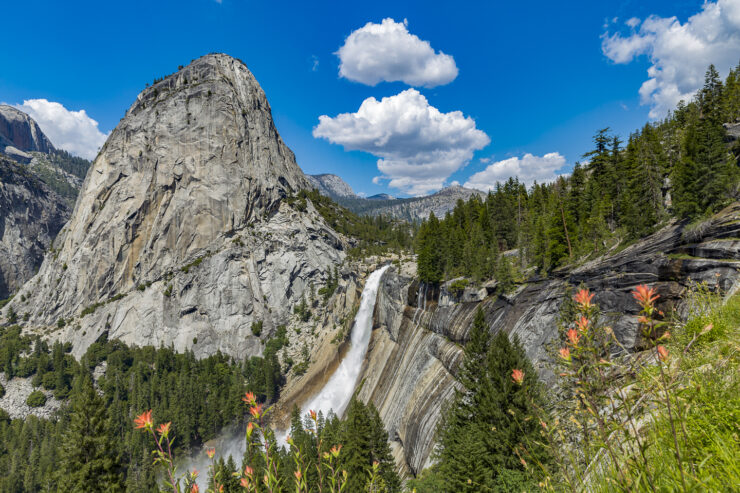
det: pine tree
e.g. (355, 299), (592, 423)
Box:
(434, 319), (549, 492)
(57, 376), (123, 492)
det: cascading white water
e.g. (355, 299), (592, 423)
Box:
(187, 265), (389, 487)
(300, 264), (389, 418)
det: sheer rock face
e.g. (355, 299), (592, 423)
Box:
(360, 203), (740, 476)
(5, 54), (345, 359)
(0, 156), (70, 298)
(0, 105), (55, 155)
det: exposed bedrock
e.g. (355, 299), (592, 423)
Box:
(359, 203), (740, 476)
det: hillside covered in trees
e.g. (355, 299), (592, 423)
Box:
(416, 64), (740, 283)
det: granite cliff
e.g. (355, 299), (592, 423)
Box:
(0, 155), (70, 299)
(2, 54), (350, 360)
(358, 203), (740, 476)
(0, 105), (55, 160)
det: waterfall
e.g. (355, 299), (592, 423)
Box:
(300, 264), (389, 418)
(187, 265), (389, 487)
(412, 281), (427, 327)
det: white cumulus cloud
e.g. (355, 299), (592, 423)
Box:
(464, 152), (567, 191)
(337, 18), (458, 87)
(602, 0), (740, 118)
(15, 99), (108, 160)
(313, 89), (489, 196)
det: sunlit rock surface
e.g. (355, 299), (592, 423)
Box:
(3, 54), (347, 359)
(359, 203), (740, 476)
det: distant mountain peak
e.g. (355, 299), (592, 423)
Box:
(0, 105), (56, 157)
(307, 173), (357, 198)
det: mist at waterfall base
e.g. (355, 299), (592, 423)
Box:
(185, 265), (389, 488)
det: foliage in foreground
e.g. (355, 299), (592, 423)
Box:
(531, 283), (740, 492)
(135, 392), (400, 493)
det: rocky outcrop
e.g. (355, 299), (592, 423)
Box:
(0, 373), (62, 420)
(3, 54), (347, 360)
(307, 174), (357, 198)
(0, 105), (55, 156)
(0, 155), (70, 299)
(359, 203), (740, 476)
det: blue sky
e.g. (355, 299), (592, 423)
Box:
(2, 0), (738, 196)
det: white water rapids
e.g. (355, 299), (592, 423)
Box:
(187, 265), (389, 487)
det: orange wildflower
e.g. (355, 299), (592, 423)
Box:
(134, 410), (153, 430)
(249, 404), (263, 418)
(566, 328), (581, 346)
(511, 369), (525, 385)
(191, 484), (199, 493)
(240, 478), (250, 488)
(205, 447), (215, 459)
(575, 316), (590, 333)
(244, 466), (254, 477)
(330, 445), (342, 458)
(632, 284), (659, 309)
(558, 347), (571, 361)
(657, 345), (669, 361)
(294, 470), (302, 480)
(246, 422), (254, 437)
(242, 392), (256, 405)
(309, 409), (317, 421)
(573, 288), (595, 309)
(156, 421), (171, 437)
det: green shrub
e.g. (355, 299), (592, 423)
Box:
(26, 390), (47, 408)
(448, 278), (469, 296)
(0, 382), (5, 398)
(251, 320), (263, 337)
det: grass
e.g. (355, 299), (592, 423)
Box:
(591, 287), (740, 492)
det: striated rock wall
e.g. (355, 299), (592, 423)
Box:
(359, 203), (740, 476)
(0, 156), (70, 299)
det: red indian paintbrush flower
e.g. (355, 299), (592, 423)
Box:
(575, 316), (590, 333)
(294, 470), (302, 480)
(242, 392), (256, 405)
(330, 445), (342, 458)
(657, 345), (669, 361)
(156, 421), (171, 437)
(244, 466), (254, 477)
(191, 484), (199, 493)
(573, 288), (595, 309)
(240, 477), (250, 488)
(566, 328), (581, 346)
(249, 404), (263, 418)
(632, 284), (659, 309)
(558, 347), (571, 361)
(309, 409), (317, 421)
(511, 369), (525, 385)
(134, 410), (153, 430)
(206, 447), (215, 459)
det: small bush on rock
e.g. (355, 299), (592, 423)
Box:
(26, 390), (47, 408)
